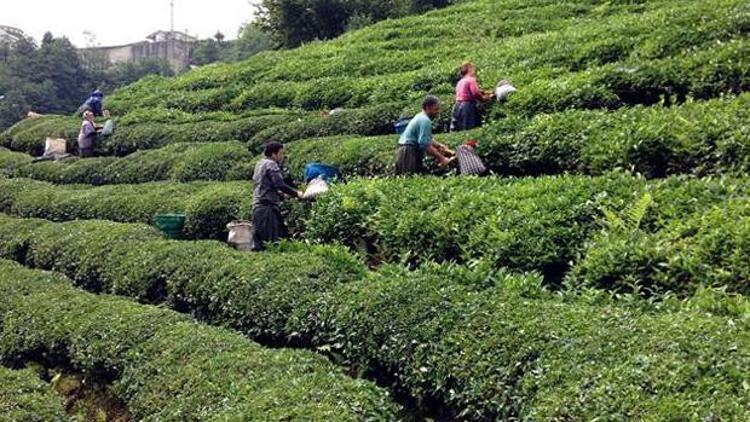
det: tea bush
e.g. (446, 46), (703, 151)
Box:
(568, 196), (750, 296)
(3, 142), (254, 185)
(0, 260), (400, 420)
(0, 178), (254, 240)
(0, 366), (67, 421)
(105, 0), (750, 122)
(2, 217), (749, 420)
(305, 174), (750, 279)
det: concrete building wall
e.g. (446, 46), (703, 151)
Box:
(81, 36), (195, 72)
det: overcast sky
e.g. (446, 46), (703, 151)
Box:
(2, 1), (260, 47)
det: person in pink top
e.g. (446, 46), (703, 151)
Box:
(451, 61), (494, 132)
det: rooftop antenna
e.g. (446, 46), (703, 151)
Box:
(170, 0), (175, 33)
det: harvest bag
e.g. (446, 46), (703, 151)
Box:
(44, 138), (67, 156)
(304, 162), (342, 183)
(302, 177), (330, 200)
(456, 145), (487, 175)
(227, 221), (253, 251)
(495, 81), (518, 101)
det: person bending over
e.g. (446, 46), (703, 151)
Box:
(395, 95), (454, 175)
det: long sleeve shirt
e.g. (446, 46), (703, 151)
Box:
(252, 158), (297, 207)
(77, 120), (97, 149)
(455, 76), (483, 102)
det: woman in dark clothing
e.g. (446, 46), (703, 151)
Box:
(451, 61), (494, 132)
(251, 142), (303, 251)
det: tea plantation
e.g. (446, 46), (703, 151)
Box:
(2, 0), (750, 419)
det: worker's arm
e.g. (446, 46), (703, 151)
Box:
(467, 79), (490, 102)
(270, 166), (302, 198)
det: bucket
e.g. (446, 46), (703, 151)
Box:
(227, 220), (253, 251)
(154, 213), (186, 239)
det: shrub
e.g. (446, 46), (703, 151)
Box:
(0, 178), (254, 240)
(568, 196), (750, 296)
(2, 219), (750, 420)
(2, 142), (254, 185)
(0, 366), (67, 421)
(0, 260), (400, 420)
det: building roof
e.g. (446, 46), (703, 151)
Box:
(146, 30), (197, 43)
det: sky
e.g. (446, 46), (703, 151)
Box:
(2, 0), (260, 47)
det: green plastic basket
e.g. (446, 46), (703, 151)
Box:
(154, 213), (186, 238)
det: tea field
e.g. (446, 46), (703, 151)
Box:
(1, 0), (750, 419)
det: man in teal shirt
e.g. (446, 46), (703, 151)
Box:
(396, 95), (453, 175)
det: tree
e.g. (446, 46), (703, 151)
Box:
(101, 58), (174, 91)
(191, 39), (222, 66)
(256, 0), (453, 47)
(221, 23), (275, 62)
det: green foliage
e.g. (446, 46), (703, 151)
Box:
(568, 195), (750, 296)
(0, 260), (400, 420)
(2, 218), (750, 420)
(106, 0), (750, 124)
(305, 174), (750, 283)
(0, 366), (67, 421)
(0, 178), (254, 240)
(3, 142), (254, 184)
(256, 0), (452, 47)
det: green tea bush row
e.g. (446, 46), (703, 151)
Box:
(481, 93), (750, 177)
(0, 260), (399, 420)
(0, 113), (291, 156)
(116, 106), (301, 126)
(105, 113), (293, 156)
(0, 178), (253, 240)
(0, 147), (33, 174)
(283, 93), (750, 179)
(7, 90), (750, 183)
(2, 216), (749, 420)
(1, 116), (81, 156)
(107, 0), (750, 119)
(568, 195), (750, 296)
(3, 142), (254, 185)
(0, 366), (67, 421)
(305, 174), (750, 280)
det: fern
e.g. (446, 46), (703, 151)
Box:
(603, 193), (653, 232)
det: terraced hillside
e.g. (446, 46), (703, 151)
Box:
(2, 0), (750, 420)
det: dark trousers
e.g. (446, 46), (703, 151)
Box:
(251, 204), (289, 251)
(395, 145), (425, 175)
(79, 147), (94, 158)
(451, 101), (482, 132)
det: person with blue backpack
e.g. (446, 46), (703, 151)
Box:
(77, 90), (104, 117)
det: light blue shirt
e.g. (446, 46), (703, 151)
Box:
(398, 111), (433, 151)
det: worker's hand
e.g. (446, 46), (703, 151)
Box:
(296, 190), (305, 199)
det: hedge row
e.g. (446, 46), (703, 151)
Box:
(0, 178), (253, 240)
(2, 174), (748, 276)
(0, 366), (67, 421)
(16, 90), (746, 186)
(568, 196), (750, 296)
(279, 93), (750, 180)
(107, 0), (750, 119)
(304, 174), (750, 281)
(481, 93), (750, 177)
(0, 113), (293, 156)
(0, 260), (399, 420)
(2, 142), (254, 185)
(2, 216), (749, 419)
